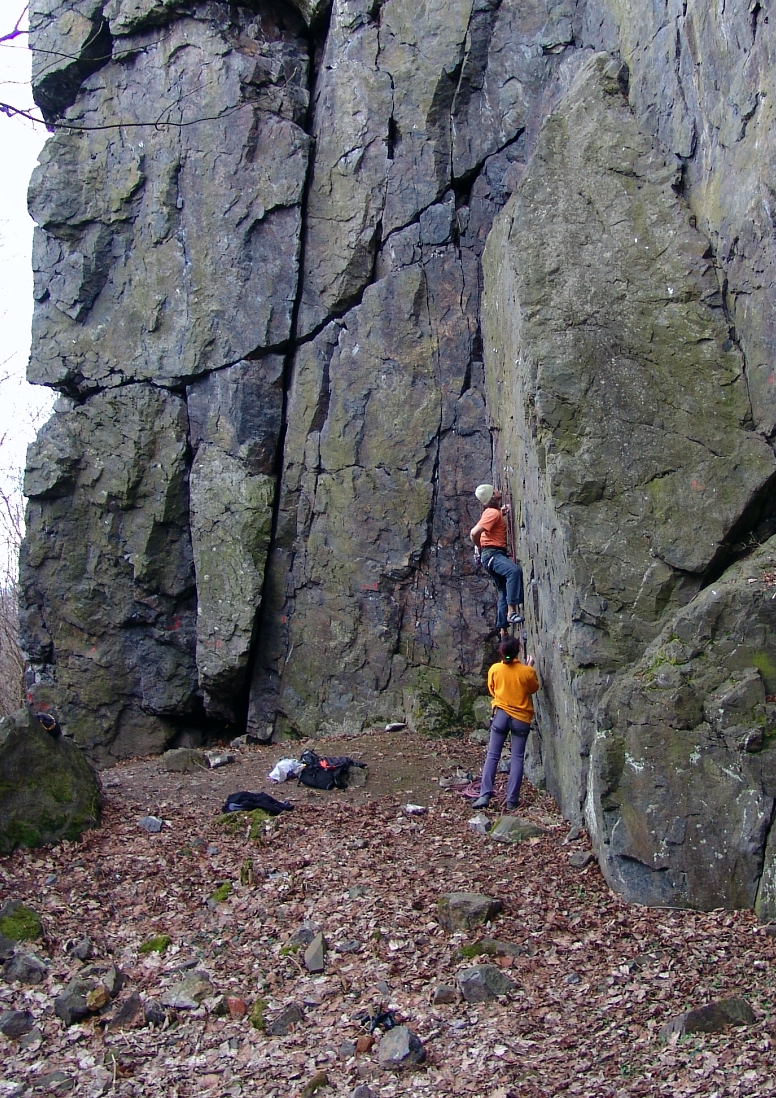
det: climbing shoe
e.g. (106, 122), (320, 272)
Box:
(505, 801), (519, 811)
(507, 613), (524, 624)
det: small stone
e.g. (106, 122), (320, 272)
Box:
(3, 951), (48, 984)
(190, 837), (207, 852)
(86, 984), (111, 1011)
(205, 750), (235, 769)
(36, 1072), (73, 1093)
(404, 804), (426, 815)
(0, 935), (15, 961)
(565, 972), (581, 985)
(355, 1034), (374, 1054)
(456, 963), (516, 1003)
(378, 1025), (425, 1071)
(299, 1070), (328, 1098)
(143, 999), (166, 1026)
(138, 816), (164, 833)
(230, 734), (259, 748)
(480, 938), (522, 958)
(303, 932), (326, 974)
(160, 748), (207, 773)
(0, 1009), (35, 1038)
(265, 1002), (304, 1036)
(432, 984), (458, 1005)
(348, 885), (367, 900)
(20, 1025), (43, 1049)
(55, 979), (93, 1026)
(226, 996), (247, 1019)
(568, 851), (595, 868)
(352, 1087), (376, 1098)
(289, 923), (318, 948)
(468, 729), (490, 746)
(335, 939), (361, 954)
(70, 937), (93, 961)
(107, 992), (144, 1031)
(45, 874), (58, 886)
(339, 1038), (357, 1058)
(564, 825), (582, 844)
(468, 812), (491, 835)
(384, 723), (406, 732)
(160, 971), (213, 1009)
(346, 766), (368, 788)
(660, 997), (756, 1040)
(102, 965), (124, 998)
(437, 893), (502, 932)
(489, 817), (546, 843)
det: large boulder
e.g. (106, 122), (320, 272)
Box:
(588, 538), (776, 911)
(0, 710), (101, 854)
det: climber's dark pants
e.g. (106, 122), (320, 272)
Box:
(482, 550), (523, 630)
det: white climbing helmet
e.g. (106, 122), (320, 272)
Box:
(475, 483), (495, 505)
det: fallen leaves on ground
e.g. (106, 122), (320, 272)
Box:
(1, 729), (775, 1098)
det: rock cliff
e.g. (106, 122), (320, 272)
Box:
(22, 0), (776, 910)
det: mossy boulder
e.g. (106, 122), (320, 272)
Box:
(0, 710), (101, 855)
(588, 537), (776, 911)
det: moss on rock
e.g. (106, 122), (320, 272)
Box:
(0, 902), (42, 942)
(0, 710), (101, 856)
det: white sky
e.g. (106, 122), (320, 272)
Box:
(0, 12), (52, 492)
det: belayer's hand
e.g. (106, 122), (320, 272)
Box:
(526, 654), (535, 666)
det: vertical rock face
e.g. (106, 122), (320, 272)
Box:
(482, 52), (776, 819)
(21, 0), (776, 909)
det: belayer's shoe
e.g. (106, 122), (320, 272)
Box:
(472, 794), (491, 809)
(507, 613), (524, 624)
(505, 801), (518, 811)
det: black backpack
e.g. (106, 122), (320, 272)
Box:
(297, 750), (361, 790)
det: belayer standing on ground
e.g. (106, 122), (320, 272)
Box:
(470, 483), (524, 639)
(473, 636), (539, 811)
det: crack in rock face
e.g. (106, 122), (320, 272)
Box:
(21, 0), (776, 910)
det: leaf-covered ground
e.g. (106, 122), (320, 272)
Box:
(1, 729), (775, 1097)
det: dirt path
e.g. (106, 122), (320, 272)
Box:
(1, 730), (775, 1097)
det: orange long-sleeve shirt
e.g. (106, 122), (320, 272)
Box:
(487, 659), (539, 723)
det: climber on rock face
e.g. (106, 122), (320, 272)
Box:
(470, 483), (524, 640)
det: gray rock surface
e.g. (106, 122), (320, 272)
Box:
(456, 963), (516, 1003)
(160, 971), (213, 1009)
(588, 537), (776, 911)
(660, 997), (756, 1041)
(3, 953), (48, 985)
(303, 932), (326, 974)
(0, 1010), (35, 1039)
(28, 8), (310, 393)
(21, 386), (197, 761)
(160, 749), (207, 774)
(21, 0), (776, 910)
(265, 1002), (305, 1036)
(437, 893), (502, 932)
(377, 1025), (425, 1071)
(0, 710), (101, 855)
(489, 818), (546, 843)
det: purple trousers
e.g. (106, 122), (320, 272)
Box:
(480, 707), (530, 804)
